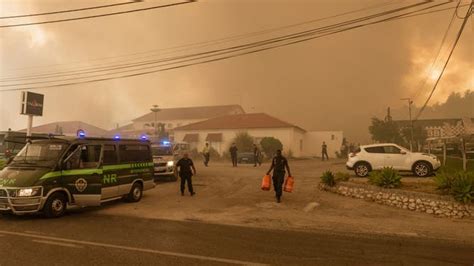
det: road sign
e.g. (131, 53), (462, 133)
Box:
(21, 91), (44, 116)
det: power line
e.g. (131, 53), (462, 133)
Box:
(0, 0), (196, 28)
(0, 1), (441, 86)
(0, 0), (399, 75)
(412, 0), (461, 102)
(414, 1), (473, 120)
(0, 1), (453, 92)
(0, 1), (138, 19)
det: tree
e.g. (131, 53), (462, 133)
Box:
(368, 117), (403, 144)
(401, 126), (427, 151)
(232, 132), (254, 152)
(260, 137), (283, 158)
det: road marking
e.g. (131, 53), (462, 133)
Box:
(0, 230), (267, 266)
(32, 240), (83, 249)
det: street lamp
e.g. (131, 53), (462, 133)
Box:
(150, 104), (160, 138)
(401, 98), (414, 151)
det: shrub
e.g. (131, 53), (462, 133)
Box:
(320, 171), (336, 186)
(233, 132), (254, 152)
(208, 146), (221, 160)
(260, 137), (283, 158)
(0, 159), (5, 170)
(334, 172), (350, 182)
(433, 169), (455, 192)
(369, 167), (401, 188)
(449, 172), (474, 204)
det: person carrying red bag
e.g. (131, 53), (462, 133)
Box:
(266, 150), (292, 203)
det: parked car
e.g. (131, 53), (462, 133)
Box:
(346, 143), (441, 177)
(238, 152), (256, 164)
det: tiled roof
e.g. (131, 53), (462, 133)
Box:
(174, 113), (305, 132)
(183, 133), (199, 142)
(132, 105), (244, 122)
(21, 121), (109, 137)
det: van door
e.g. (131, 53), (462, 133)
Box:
(62, 145), (102, 207)
(101, 144), (120, 199)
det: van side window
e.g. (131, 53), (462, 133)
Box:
(119, 145), (151, 163)
(103, 145), (118, 165)
(79, 145), (102, 169)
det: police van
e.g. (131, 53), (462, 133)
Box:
(0, 135), (155, 218)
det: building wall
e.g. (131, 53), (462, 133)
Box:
(174, 128), (303, 157)
(302, 131), (344, 158)
(133, 119), (205, 131)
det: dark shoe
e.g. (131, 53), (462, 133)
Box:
(191, 192), (196, 196)
(181, 192), (184, 196)
(277, 198), (281, 203)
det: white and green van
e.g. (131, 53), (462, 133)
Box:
(0, 136), (155, 218)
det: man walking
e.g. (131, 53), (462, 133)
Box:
(229, 143), (238, 167)
(175, 153), (196, 196)
(322, 141), (329, 161)
(253, 144), (261, 167)
(202, 143), (210, 167)
(266, 150), (291, 203)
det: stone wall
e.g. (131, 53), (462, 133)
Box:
(319, 182), (472, 219)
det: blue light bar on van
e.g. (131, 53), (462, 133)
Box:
(140, 134), (148, 141)
(77, 130), (86, 138)
(162, 141), (171, 146)
(114, 135), (120, 140)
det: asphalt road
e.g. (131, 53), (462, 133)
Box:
(0, 211), (473, 266)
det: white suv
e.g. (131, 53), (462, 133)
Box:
(346, 143), (441, 177)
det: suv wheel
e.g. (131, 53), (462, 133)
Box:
(413, 162), (432, 177)
(43, 192), (67, 218)
(354, 162), (370, 177)
(126, 182), (143, 202)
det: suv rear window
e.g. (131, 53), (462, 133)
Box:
(364, 146), (385, 153)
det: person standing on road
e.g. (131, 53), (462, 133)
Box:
(322, 141), (329, 161)
(266, 150), (291, 203)
(175, 153), (197, 196)
(202, 143), (210, 167)
(229, 143), (238, 167)
(253, 144), (262, 167)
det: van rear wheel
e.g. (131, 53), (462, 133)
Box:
(43, 192), (67, 218)
(126, 183), (143, 202)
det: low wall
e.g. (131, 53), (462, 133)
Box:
(319, 182), (472, 219)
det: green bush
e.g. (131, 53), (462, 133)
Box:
(433, 169), (455, 192)
(320, 171), (336, 187)
(0, 159), (5, 170)
(450, 172), (474, 204)
(260, 137), (283, 158)
(369, 167), (401, 188)
(233, 132), (254, 152)
(334, 172), (350, 182)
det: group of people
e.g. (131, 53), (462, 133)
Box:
(201, 143), (262, 168)
(175, 145), (289, 203)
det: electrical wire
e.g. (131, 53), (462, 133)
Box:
(414, 1), (473, 120)
(0, 0), (399, 75)
(0, 1), (442, 86)
(0, 1), (451, 92)
(412, 0), (461, 102)
(0, 1), (138, 19)
(0, 0), (195, 28)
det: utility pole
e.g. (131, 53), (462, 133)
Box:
(150, 105), (160, 139)
(401, 98), (414, 151)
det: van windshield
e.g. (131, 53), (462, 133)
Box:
(152, 146), (172, 156)
(12, 143), (66, 165)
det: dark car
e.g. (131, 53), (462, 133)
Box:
(238, 152), (256, 164)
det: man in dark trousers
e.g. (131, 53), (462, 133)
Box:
(253, 144), (261, 167)
(266, 150), (292, 203)
(175, 153), (197, 196)
(229, 143), (238, 167)
(322, 141), (329, 161)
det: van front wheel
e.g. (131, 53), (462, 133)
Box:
(126, 183), (143, 202)
(43, 192), (67, 218)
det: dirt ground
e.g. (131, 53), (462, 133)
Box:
(98, 159), (474, 244)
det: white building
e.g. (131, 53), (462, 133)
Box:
(174, 113), (343, 158)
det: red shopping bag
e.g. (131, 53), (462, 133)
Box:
(284, 176), (294, 193)
(261, 175), (271, 191)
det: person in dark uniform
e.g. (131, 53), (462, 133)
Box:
(175, 153), (197, 196)
(229, 143), (238, 167)
(253, 144), (261, 167)
(266, 150), (292, 203)
(322, 141), (329, 161)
